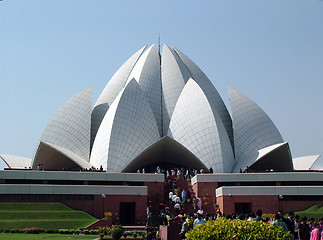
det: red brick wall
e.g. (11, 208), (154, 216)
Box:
(160, 222), (181, 240)
(100, 195), (147, 220)
(217, 195), (278, 215)
(0, 194), (147, 221)
(192, 182), (218, 214)
(216, 195), (323, 215)
(145, 182), (164, 215)
(51, 194), (147, 220)
(192, 182), (218, 198)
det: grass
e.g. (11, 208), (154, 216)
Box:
(293, 204), (323, 221)
(0, 233), (141, 239)
(0, 233), (98, 240)
(0, 211), (95, 220)
(0, 220), (96, 230)
(0, 202), (72, 211)
(0, 202), (97, 230)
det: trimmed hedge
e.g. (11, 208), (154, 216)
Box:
(111, 225), (124, 240)
(185, 218), (293, 240)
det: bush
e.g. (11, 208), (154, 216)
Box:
(89, 229), (97, 235)
(185, 218), (293, 240)
(111, 225), (124, 240)
(151, 215), (163, 226)
(136, 230), (146, 236)
(23, 227), (44, 234)
(98, 227), (111, 236)
(59, 229), (69, 234)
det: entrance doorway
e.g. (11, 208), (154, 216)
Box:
(120, 202), (136, 225)
(235, 202), (252, 214)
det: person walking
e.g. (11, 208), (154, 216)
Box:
(271, 214), (288, 232)
(298, 217), (310, 240)
(285, 212), (295, 234)
(294, 215), (300, 240)
(193, 213), (205, 228)
(310, 223), (320, 240)
(179, 215), (188, 239)
(253, 209), (264, 221)
(181, 189), (187, 203)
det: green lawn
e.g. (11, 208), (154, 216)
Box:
(0, 202), (72, 211)
(0, 233), (141, 239)
(0, 211), (95, 220)
(0, 233), (98, 240)
(0, 202), (97, 230)
(0, 220), (96, 230)
(293, 204), (323, 221)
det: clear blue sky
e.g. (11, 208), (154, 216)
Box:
(1, 0), (322, 159)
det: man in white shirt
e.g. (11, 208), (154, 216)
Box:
(169, 191), (173, 204)
(174, 202), (181, 215)
(172, 194), (177, 203)
(193, 213), (205, 228)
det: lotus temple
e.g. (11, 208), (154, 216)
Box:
(0, 44), (322, 223)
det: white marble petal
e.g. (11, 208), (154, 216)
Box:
(293, 155), (321, 170)
(36, 87), (92, 162)
(91, 46), (146, 145)
(174, 47), (234, 149)
(0, 154), (31, 169)
(161, 44), (192, 135)
(126, 44), (162, 136)
(90, 79), (160, 172)
(168, 79), (235, 173)
(229, 87), (284, 164)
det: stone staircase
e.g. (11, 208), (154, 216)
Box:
(164, 175), (196, 215)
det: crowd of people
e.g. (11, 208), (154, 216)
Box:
(154, 203), (323, 240)
(137, 166), (212, 178)
(143, 166), (323, 240)
(35, 163), (105, 172)
(257, 210), (323, 240)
